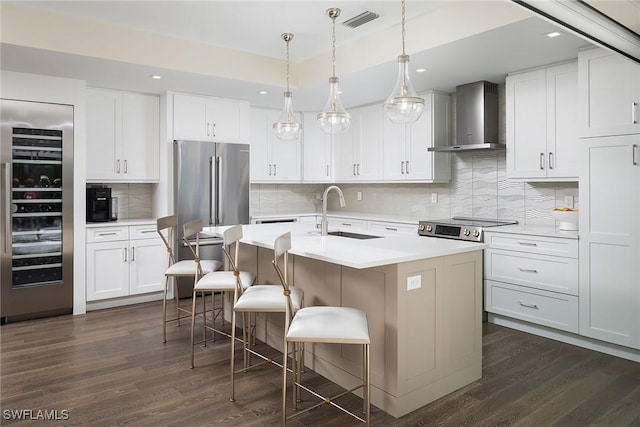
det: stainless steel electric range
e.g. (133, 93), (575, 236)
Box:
(418, 217), (518, 242)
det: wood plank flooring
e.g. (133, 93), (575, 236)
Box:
(2, 300), (640, 426)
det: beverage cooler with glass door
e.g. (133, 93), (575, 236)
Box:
(1, 99), (73, 323)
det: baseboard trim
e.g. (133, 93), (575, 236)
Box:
(86, 292), (164, 311)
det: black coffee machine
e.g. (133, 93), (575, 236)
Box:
(86, 187), (111, 222)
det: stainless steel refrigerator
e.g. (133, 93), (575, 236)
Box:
(1, 99), (74, 323)
(173, 140), (249, 289)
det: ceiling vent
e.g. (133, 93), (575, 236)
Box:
(342, 11), (380, 29)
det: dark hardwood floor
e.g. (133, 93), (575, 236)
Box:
(2, 300), (639, 426)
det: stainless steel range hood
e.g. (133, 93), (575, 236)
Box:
(428, 81), (502, 152)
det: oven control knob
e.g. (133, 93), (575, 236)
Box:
(418, 224), (425, 231)
(463, 228), (470, 236)
(426, 225), (432, 232)
(473, 230), (480, 238)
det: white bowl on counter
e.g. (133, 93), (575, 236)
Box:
(553, 209), (578, 231)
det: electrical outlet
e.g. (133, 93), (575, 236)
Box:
(564, 196), (574, 209)
(407, 275), (421, 291)
(431, 192), (438, 203)
(357, 191), (362, 201)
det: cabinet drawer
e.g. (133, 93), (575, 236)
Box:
(485, 232), (578, 258)
(485, 280), (579, 333)
(130, 224), (159, 240)
(328, 217), (367, 231)
(86, 226), (128, 243)
(485, 249), (578, 295)
(368, 221), (416, 235)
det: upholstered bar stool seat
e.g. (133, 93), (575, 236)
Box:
(286, 306), (369, 344)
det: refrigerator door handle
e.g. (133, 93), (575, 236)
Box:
(3, 163), (11, 253)
(216, 156), (223, 225)
(209, 156), (215, 225)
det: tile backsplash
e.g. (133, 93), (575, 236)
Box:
(90, 183), (154, 220)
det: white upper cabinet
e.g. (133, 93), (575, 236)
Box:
(172, 93), (249, 143)
(579, 48), (640, 137)
(579, 135), (640, 349)
(302, 112), (333, 182)
(506, 61), (579, 180)
(334, 104), (383, 182)
(383, 92), (451, 182)
(250, 108), (300, 182)
(87, 88), (160, 182)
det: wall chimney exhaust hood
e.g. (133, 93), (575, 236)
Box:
(428, 81), (502, 152)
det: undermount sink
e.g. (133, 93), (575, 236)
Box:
(327, 231), (382, 240)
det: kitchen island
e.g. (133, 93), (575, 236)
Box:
(204, 222), (486, 418)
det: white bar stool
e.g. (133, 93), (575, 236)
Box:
(272, 232), (371, 425)
(228, 232), (303, 403)
(157, 215), (222, 343)
(185, 223), (256, 369)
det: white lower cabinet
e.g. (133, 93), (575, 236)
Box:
(368, 221), (416, 236)
(484, 231), (579, 333)
(86, 224), (165, 301)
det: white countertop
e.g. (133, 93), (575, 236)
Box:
(251, 211), (420, 226)
(203, 222), (487, 269)
(86, 218), (156, 228)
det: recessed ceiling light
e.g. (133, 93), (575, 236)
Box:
(257, 90), (269, 95)
(149, 74), (162, 79)
(416, 68), (427, 73)
(546, 31), (562, 38)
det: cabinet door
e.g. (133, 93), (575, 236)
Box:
(86, 241), (129, 301)
(173, 94), (209, 141)
(121, 93), (160, 181)
(546, 62), (579, 179)
(250, 108), (271, 181)
(207, 98), (245, 143)
(580, 48), (640, 137)
(302, 112), (333, 182)
(357, 104), (383, 181)
(506, 69), (547, 178)
(382, 118), (408, 181)
(87, 89), (121, 180)
(334, 113), (358, 181)
(269, 110), (301, 182)
(129, 239), (165, 295)
(579, 135), (640, 349)
(406, 99), (433, 180)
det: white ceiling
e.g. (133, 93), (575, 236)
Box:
(1, 1), (596, 111)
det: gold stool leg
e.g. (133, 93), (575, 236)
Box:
(162, 276), (169, 343)
(190, 289), (198, 369)
(230, 309), (237, 402)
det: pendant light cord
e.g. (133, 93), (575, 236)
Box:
(286, 37), (290, 92)
(331, 14), (337, 78)
(401, 0), (406, 55)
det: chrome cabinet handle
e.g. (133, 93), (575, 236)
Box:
(341, 222), (352, 227)
(385, 227), (398, 231)
(273, 164), (277, 176)
(353, 164), (357, 176)
(518, 301), (539, 309)
(632, 102), (638, 124)
(141, 230), (156, 234)
(212, 123), (216, 137)
(207, 123), (211, 137)
(548, 152), (553, 170)
(518, 242), (537, 246)
(326, 165), (329, 177)
(123, 247), (128, 262)
(124, 159), (127, 173)
(116, 159), (121, 173)
(357, 164), (361, 175)
(98, 232), (118, 237)
(268, 164), (272, 176)
(131, 247), (135, 262)
(401, 161), (405, 174)
(518, 267), (538, 273)
(540, 153), (545, 170)
(634, 145), (638, 166)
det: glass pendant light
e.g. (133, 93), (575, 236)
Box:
(384, 0), (424, 124)
(317, 7), (351, 135)
(273, 33), (302, 141)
